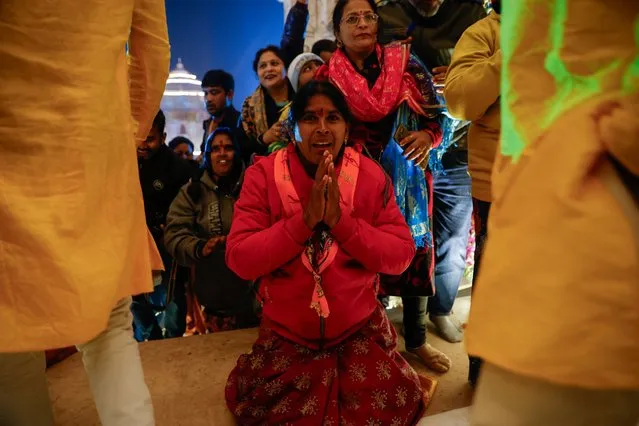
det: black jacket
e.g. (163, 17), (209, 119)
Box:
(200, 105), (241, 153)
(378, 0), (486, 70)
(164, 167), (256, 315)
(138, 145), (193, 258)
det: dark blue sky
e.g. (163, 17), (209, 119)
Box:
(165, 0), (285, 105)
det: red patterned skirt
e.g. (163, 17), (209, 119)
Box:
(226, 304), (433, 425)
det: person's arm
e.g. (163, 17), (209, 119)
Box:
(444, 21), (500, 122)
(225, 164), (313, 280)
(418, 115), (444, 149)
(201, 120), (209, 154)
(164, 186), (205, 266)
(128, 0), (171, 143)
(177, 157), (194, 187)
(231, 114), (248, 165)
(237, 99), (268, 164)
(376, 2), (406, 46)
(330, 175), (416, 275)
(280, 0), (309, 68)
(237, 121), (266, 166)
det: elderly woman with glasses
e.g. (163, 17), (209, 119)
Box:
(316, 0), (451, 374)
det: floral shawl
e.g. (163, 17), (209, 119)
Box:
(324, 43), (440, 248)
(241, 85), (292, 154)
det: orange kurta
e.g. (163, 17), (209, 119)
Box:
(0, 0), (170, 352)
(466, 0), (639, 389)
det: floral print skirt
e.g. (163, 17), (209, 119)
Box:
(226, 304), (434, 425)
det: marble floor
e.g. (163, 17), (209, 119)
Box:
(419, 407), (471, 425)
(47, 294), (474, 425)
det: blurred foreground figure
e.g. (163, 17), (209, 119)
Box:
(0, 0), (170, 425)
(467, 1), (639, 425)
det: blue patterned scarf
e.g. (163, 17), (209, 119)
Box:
(378, 54), (439, 250)
(381, 103), (433, 250)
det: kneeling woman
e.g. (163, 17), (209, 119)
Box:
(225, 81), (426, 425)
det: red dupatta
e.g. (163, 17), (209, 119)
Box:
(326, 43), (427, 122)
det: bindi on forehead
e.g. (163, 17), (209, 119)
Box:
(213, 135), (233, 144)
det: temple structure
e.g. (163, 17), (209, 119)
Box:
(160, 58), (207, 150)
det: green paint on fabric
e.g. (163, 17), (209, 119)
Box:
(622, 15), (639, 92)
(542, 0), (620, 130)
(499, 0), (529, 160)
(500, 1), (638, 161)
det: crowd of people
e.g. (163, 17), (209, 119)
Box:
(128, 0), (492, 422)
(2, 0), (637, 425)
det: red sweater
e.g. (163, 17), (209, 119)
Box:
(226, 145), (416, 348)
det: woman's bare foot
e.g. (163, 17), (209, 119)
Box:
(408, 343), (451, 373)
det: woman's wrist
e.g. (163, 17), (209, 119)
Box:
(195, 240), (206, 259)
(260, 132), (272, 146)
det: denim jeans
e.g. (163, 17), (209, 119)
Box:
(403, 150), (472, 349)
(131, 283), (166, 342)
(428, 151), (473, 315)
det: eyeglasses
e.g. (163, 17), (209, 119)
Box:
(341, 12), (379, 26)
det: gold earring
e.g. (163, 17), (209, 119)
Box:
(336, 39), (343, 48)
